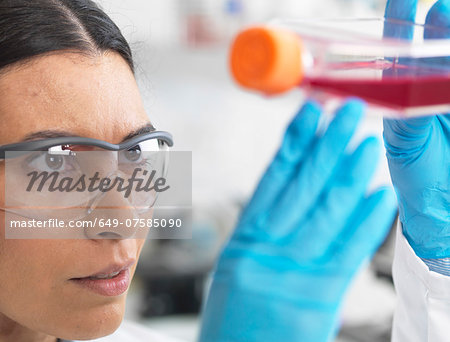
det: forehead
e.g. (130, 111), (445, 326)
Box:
(0, 52), (149, 145)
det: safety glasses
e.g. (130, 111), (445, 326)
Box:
(0, 131), (173, 221)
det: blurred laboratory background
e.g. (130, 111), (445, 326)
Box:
(95, 0), (435, 341)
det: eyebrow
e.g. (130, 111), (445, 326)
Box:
(121, 123), (156, 142)
(20, 123), (156, 144)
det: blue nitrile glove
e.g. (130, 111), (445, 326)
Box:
(383, 0), (450, 259)
(198, 100), (397, 342)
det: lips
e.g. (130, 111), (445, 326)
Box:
(71, 259), (136, 280)
(69, 259), (135, 296)
(88, 270), (121, 279)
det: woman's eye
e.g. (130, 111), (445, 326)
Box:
(26, 153), (73, 172)
(120, 146), (143, 163)
(45, 154), (64, 170)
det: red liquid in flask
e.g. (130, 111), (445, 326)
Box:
(303, 62), (450, 111)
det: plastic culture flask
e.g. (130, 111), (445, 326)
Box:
(229, 18), (450, 117)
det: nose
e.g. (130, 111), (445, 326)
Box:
(83, 207), (140, 239)
(83, 173), (149, 239)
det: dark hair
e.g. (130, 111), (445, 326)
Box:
(0, 0), (134, 73)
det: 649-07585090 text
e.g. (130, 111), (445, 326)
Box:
(8, 218), (183, 229)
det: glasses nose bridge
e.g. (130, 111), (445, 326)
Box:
(78, 150), (119, 177)
(82, 168), (144, 239)
(87, 167), (141, 209)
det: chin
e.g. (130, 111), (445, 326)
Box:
(52, 301), (126, 341)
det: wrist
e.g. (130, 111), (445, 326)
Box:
(400, 220), (450, 259)
(420, 258), (450, 276)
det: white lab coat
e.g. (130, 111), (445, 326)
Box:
(392, 223), (450, 342)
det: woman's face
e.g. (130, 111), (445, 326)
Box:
(0, 52), (150, 340)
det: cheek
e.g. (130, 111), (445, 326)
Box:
(0, 236), (66, 337)
(0, 177), (57, 299)
(135, 239), (146, 263)
(0, 238), (61, 302)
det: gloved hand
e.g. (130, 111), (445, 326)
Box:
(198, 100), (397, 342)
(383, 0), (450, 259)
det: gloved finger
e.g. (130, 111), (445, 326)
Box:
(288, 137), (380, 261)
(424, 0), (450, 77)
(384, 0), (418, 21)
(237, 101), (321, 227)
(264, 99), (365, 239)
(333, 187), (397, 271)
(425, 0), (450, 39)
(384, 0), (418, 39)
